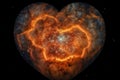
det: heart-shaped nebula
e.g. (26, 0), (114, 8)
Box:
(14, 2), (105, 80)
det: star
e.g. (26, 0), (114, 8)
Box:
(57, 34), (67, 43)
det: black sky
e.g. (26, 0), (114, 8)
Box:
(3, 0), (119, 80)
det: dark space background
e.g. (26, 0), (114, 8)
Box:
(3, 0), (118, 80)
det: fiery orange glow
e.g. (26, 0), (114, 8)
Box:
(17, 14), (92, 62)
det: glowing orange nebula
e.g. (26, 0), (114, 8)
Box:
(14, 2), (105, 80)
